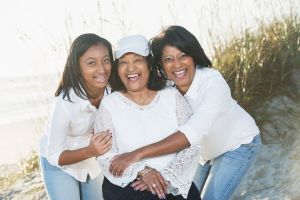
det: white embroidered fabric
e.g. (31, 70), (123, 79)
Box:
(94, 90), (200, 198)
(175, 90), (193, 126)
(161, 91), (200, 198)
(94, 106), (146, 187)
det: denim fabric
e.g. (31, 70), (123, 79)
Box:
(193, 135), (261, 200)
(39, 156), (103, 200)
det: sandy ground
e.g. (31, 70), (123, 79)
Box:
(0, 118), (44, 165)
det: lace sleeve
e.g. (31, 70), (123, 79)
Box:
(160, 145), (200, 198)
(175, 90), (193, 126)
(94, 105), (145, 187)
(159, 90), (199, 198)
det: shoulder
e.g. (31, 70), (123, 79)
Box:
(196, 67), (223, 80)
(194, 68), (227, 89)
(159, 86), (178, 96)
(53, 89), (83, 111)
(100, 91), (121, 106)
(158, 87), (181, 101)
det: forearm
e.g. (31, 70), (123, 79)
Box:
(133, 131), (190, 160)
(58, 147), (93, 166)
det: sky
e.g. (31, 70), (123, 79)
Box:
(0, 0), (298, 78)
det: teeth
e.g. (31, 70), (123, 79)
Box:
(95, 76), (106, 82)
(127, 74), (139, 80)
(173, 69), (186, 78)
(127, 74), (139, 78)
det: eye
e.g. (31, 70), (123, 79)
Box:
(179, 53), (188, 60)
(103, 58), (110, 64)
(162, 56), (174, 63)
(118, 60), (127, 67)
(134, 58), (145, 64)
(88, 61), (96, 65)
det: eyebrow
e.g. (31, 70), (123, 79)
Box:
(162, 55), (174, 58)
(86, 55), (110, 60)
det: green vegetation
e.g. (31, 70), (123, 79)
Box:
(213, 14), (300, 142)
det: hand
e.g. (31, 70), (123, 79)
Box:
(88, 131), (112, 156)
(130, 179), (149, 191)
(139, 168), (168, 199)
(109, 151), (141, 177)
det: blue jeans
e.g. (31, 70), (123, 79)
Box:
(39, 156), (103, 200)
(193, 135), (261, 200)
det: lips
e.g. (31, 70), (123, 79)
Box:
(94, 75), (107, 83)
(173, 69), (186, 79)
(127, 73), (140, 81)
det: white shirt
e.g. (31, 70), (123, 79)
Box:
(39, 88), (109, 182)
(94, 88), (200, 198)
(178, 68), (259, 164)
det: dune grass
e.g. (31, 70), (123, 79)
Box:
(0, 151), (39, 190)
(213, 14), (300, 143)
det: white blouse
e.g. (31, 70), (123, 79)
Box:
(39, 88), (109, 182)
(178, 68), (260, 164)
(94, 88), (200, 198)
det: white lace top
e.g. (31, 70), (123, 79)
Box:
(94, 87), (200, 198)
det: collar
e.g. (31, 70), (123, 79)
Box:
(184, 67), (200, 100)
(70, 87), (111, 112)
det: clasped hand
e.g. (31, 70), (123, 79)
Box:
(132, 168), (168, 199)
(109, 151), (141, 176)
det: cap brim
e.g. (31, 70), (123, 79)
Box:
(115, 48), (149, 59)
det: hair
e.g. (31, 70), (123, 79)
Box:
(110, 53), (165, 92)
(150, 25), (212, 77)
(55, 33), (113, 102)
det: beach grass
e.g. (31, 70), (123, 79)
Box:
(0, 151), (39, 190)
(213, 14), (300, 143)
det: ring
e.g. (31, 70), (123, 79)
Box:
(152, 183), (157, 188)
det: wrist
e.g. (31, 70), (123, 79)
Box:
(133, 148), (146, 161)
(137, 166), (153, 178)
(84, 146), (94, 158)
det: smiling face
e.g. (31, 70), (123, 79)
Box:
(161, 45), (196, 94)
(79, 43), (111, 96)
(117, 53), (150, 93)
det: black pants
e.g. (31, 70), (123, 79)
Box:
(102, 177), (201, 200)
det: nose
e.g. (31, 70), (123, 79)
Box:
(97, 63), (105, 73)
(127, 61), (135, 71)
(173, 57), (181, 68)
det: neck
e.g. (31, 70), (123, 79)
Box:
(177, 86), (189, 95)
(124, 88), (156, 106)
(87, 88), (105, 108)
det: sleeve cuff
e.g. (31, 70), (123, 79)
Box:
(105, 162), (146, 187)
(47, 150), (63, 168)
(178, 124), (203, 146)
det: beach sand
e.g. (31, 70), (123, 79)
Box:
(0, 118), (45, 165)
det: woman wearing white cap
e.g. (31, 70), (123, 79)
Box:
(109, 26), (261, 200)
(94, 35), (201, 200)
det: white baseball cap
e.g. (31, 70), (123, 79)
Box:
(114, 35), (150, 59)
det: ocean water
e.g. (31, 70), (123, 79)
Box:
(0, 74), (59, 164)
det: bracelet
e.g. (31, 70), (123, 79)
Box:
(137, 167), (153, 178)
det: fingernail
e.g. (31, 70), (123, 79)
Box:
(134, 187), (138, 191)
